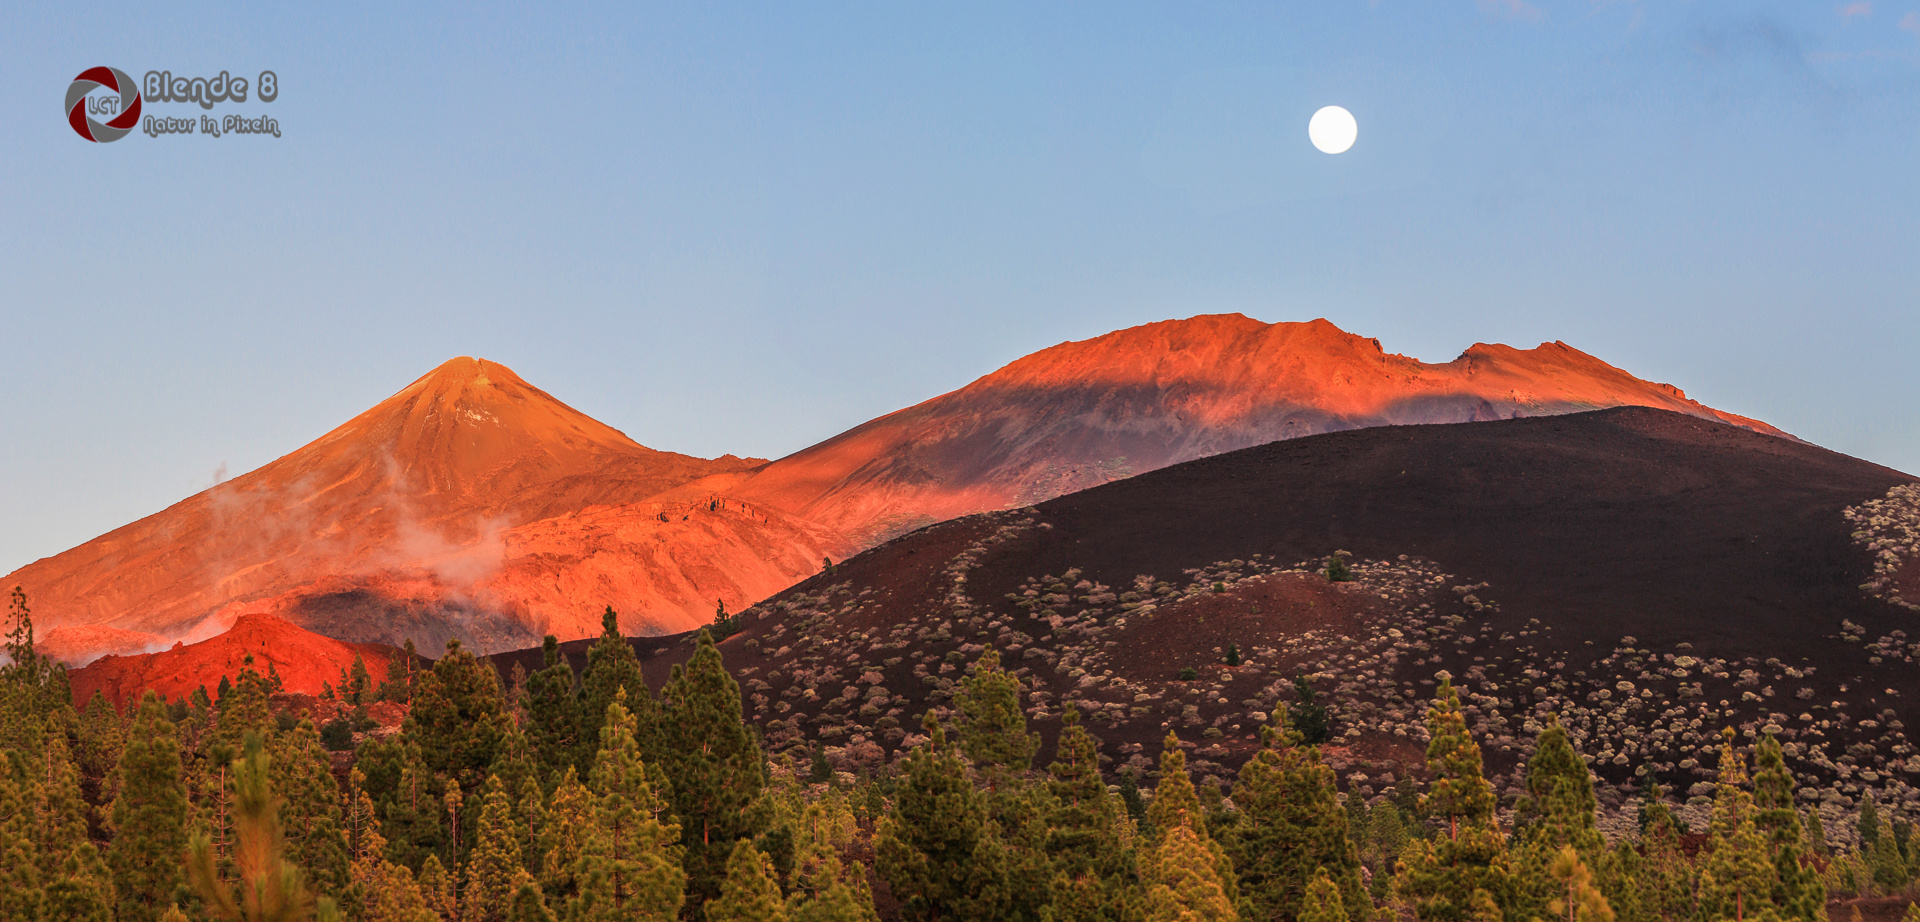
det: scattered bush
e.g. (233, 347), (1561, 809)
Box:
(1326, 553), (1353, 583)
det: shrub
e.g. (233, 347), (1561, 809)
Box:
(1225, 644), (1241, 667)
(1325, 553), (1353, 582)
(1178, 667), (1199, 681)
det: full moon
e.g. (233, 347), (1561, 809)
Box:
(1308, 105), (1358, 154)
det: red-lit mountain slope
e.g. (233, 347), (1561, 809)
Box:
(3, 358), (842, 659)
(67, 614), (400, 711)
(732, 314), (1791, 545)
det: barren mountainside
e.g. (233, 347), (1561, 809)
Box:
(4, 357), (803, 658)
(732, 314), (1791, 545)
(578, 408), (1919, 815)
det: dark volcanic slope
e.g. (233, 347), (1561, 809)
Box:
(993, 405), (1911, 658)
(497, 408), (1920, 824)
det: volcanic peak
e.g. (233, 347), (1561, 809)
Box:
(2, 356), (778, 649)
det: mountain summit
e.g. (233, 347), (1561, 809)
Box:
(4, 357), (791, 657)
(732, 314), (1790, 543)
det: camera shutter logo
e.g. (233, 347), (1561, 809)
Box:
(65, 67), (142, 142)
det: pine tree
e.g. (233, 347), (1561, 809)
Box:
(275, 718), (351, 897)
(78, 689), (125, 795)
(34, 725), (114, 917)
(41, 849), (116, 922)
(108, 691), (192, 922)
(490, 719), (546, 876)
(511, 881), (558, 922)
(1143, 730), (1244, 919)
(1423, 678), (1497, 833)
(1290, 677), (1332, 746)
(1872, 819), (1908, 894)
(787, 801), (879, 922)
(1365, 805), (1411, 898)
(1325, 554), (1353, 583)
(445, 780), (467, 908)
(4, 586), (70, 720)
(1514, 714), (1609, 922)
(463, 775), (527, 922)
(514, 771), (549, 881)
(35, 725), (94, 873)
(367, 735), (446, 872)
(965, 781), (1056, 922)
(709, 840), (789, 922)
(1806, 807), (1831, 860)
(1119, 770), (1147, 830)
(654, 629), (770, 916)
(419, 854), (456, 920)
(1300, 868), (1347, 922)
(955, 648), (1038, 778)
(209, 654), (278, 758)
(348, 655), (374, 707)
(1858, 792), (1881, 854)
(1518, 715), (1604, 857)
(1698, 732), (1775, 922)
(1043, 707), (1128, 882)
(524, 636), (581, 791)
(576, 608), (649, 778)
(1145, 731), (1203, 838)
(0, 764), (46, 922)
(1753, 733), (1825, 922)
(411, 638), (510, 802)
(1395, 678), (1518, 922)
(375, 640), (419, 705)
(187, 732), (342, 922)
(347, 788), (440, 922)
(1226, 706), (1365, 922)
(1634, 783), (1695, 922)
(362, 863), (440, 922)
(570, 691), (685, 921)
(1142, 823), (1239, 922)
(876, 718), (988, 922)
(539, 766), (594, 902)
(1547, 847), (1614, 922)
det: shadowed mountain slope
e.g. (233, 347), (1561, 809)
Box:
(554, 409), (1919, 804)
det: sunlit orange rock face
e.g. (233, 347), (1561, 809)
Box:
(5, 357), (844, 658)
(7, 314), (1792, 668)
(67, 613), (397, 711)
(732, 314), (1792, 544)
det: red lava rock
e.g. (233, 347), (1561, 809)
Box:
(67, 613), (403, 712)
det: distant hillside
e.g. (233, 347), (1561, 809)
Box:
(732, 314), (1792, 546)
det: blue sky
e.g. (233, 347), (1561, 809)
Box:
(3, 1), (1918, 574)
